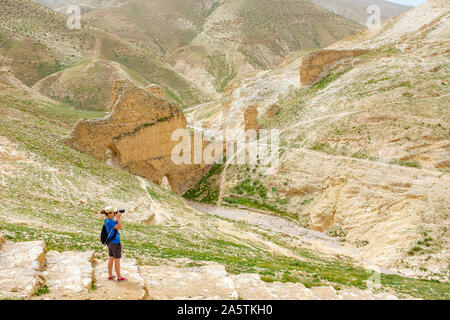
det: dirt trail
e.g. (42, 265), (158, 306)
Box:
(187, 201), (404, 276)
(187, 201), (342, 247)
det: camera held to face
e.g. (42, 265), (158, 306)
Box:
(101, 206), (126, 216)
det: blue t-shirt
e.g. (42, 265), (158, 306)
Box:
(105, 219), (120, 244)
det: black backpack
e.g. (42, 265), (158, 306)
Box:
(100, 220), (117, 245)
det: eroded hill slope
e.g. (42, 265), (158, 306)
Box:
(185, 0), (450, 281)
(0, 56), (448, 299)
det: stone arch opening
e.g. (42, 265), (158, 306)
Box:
(106, 144), (121, 168)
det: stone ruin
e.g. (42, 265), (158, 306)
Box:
(64, 80), (212, 195)
(300, 49), (369, 85)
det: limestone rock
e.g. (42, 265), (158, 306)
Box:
(231, 274), (316, 300)
(64, 80), (212, 195)
(311, 286), (343, 300)
(91, 258), (146, 300)
(43, 251), (94, 296)
(338, 288), (376, 300)
(0, 240), (46, 299)
(373, 293), (400, 300)
(140, 263), (238, 300)
(229, 274), (275, 300)
(265, 281), (317, 300)
(300, 49), (369, 85)
(305, 177), (347, 232)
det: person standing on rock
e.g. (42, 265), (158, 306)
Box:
(102, 206), (127, 282)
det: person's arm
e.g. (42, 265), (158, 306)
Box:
(114, 213), (123, 230)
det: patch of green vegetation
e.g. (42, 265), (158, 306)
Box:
(380, 274), (449, 300)
(311, 141), (334, 154)
(389, 159), (422, 168)
(183, 163), (224, 204)
(205, 1), (221, 17)
(312, 67), (353, 90)
(326, 226), (348, 238)
(233, 178), (268, 199)
(407, 233), (439, 257)
(351, 151), (370, 159)
(207, 54), (237, 93)
(35, 285), (50, 296)
(166, 88), (184, 106)
(359, 46), (401, 59)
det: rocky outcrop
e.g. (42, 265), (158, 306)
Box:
(139, 263), (238, 300)
(64, 80), (212, 195)
(300, 49), (369, 85)
(231, 273), (316, 300)
(43, 251), (94, 297)
(1, 238), (405, 300)
(305, 176), (347, 232)
(91, 258), (147, 300)
(0, 240), (46, 299)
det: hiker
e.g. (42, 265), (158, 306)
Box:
(102, 206), (127, 282)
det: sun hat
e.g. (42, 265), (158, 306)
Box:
(103, 206), (116, 214)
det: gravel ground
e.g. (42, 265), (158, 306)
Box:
(187, 201), (342, 248)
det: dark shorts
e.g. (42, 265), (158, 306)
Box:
(108, 242), (122, 259)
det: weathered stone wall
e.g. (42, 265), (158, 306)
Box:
(64, 80), (212, 195)
(300, 49), (369, 85)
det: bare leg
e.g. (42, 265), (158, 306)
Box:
(114, 258), (121, 278)
(108, 257), (114, 277)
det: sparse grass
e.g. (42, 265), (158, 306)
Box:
(207, 55), (237, 93)
(233, 178), (268, 199)
(34, 285), (50, 296)
(389, 159), (422, 169)
(222, 197), (294, 220)
(351, 151), (370, 159)
(312, 67), (353, 90)
(311, 141), (333, 153)
(183, 163), (224, 204)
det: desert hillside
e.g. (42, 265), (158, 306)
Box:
(0, 0), (204, 108)
(0, 0), (449, 301)
(34, 0), (363, 100)
(185, 0), (450, 282)
(166, 0), (363, 97)
(4, 62), (448, 300)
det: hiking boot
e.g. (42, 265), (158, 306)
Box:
(117, 277), (127, 282)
